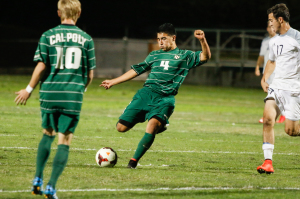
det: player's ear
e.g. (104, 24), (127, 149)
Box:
(57, 10), (61, 18)
(173, 35), (176, 41)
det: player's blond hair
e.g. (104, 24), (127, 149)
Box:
(58, 0), (81, 22)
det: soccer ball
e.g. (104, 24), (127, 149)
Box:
(95, 147), (118, 167)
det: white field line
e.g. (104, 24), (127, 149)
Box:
(1, 146), (299, 156)
(0, 134), (295, 144)
(2, 186), (300, 193)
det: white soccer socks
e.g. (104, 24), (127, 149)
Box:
(262, 143), (274, 160)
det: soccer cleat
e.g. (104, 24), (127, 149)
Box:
(44, 184), (58, 199)
(276, 115), (286, 123)
(31, 177), (43, 195)
(127, 159), (138, 169)
(259, 117), (263, 123)
(257, 159), (274, 174)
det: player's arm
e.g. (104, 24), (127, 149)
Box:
(194, 30), (211, 61)
(261, 60), (275, 93)
(15, 62), (46, 105)
(100, 69), (138, 90)
(255, 56), (264, 76)
(85, 70), (94, 91)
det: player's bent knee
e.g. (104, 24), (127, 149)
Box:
(116, 123), (130, 133)
(263, 117), (275, 126)
(43, 128), (56, 136)
(284, 127), (299, 136)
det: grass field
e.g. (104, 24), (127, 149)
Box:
(1, 75), (300, 199)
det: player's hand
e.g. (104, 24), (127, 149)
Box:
(255, 67), (261, 76)
(100, 80), (114, 90)
(15, 89), (31, 105)
(261, 81), (269, 93)
(194, 30), (205, 41)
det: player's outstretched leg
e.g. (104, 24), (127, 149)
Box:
(127, 133), (155, 168)
(128, 118), (162, 169)
(32, 130), (55, 195)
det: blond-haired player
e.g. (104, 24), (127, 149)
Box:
(15, 0), (96, 198)
(257, 3), (300, 174)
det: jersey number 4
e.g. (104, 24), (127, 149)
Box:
(160, 61), (170, 70)
(55, 47), (82, 69)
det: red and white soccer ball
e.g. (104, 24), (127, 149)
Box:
(95, 147), (118, 167)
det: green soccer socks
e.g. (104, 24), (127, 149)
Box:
(48, 144), (69, 189)
(35, 134), (55, 179)
(133, 133), (155, 161)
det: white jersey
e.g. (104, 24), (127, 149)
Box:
(269, 28), (300, 91)
(259, 36), (271, 73)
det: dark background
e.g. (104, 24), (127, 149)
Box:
(2, 0), (300, 40)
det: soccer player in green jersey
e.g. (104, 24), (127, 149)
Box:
(100, 23), (211, 168)
(14, 0), (95, 198)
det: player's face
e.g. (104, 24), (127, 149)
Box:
(268, 13), (281, 34)
(157, 33), (176, 51)
(267, 24), (276, 37)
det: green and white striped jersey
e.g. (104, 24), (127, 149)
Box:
(34, 24), (96, 115)
(131, 47), (206, 96)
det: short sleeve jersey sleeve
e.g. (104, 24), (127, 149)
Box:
(187, 51), (207, 69)
(33, 34), (49, 63)
(259, 38), (269, 56)
(131, 54), (152, 75)
(294, 30), (300, 49)
(87, 38), (96, 70)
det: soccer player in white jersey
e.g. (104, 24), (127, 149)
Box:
(255, 22), (285, 123)
(257, 3), (300, 174)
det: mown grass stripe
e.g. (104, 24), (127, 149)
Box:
(2, 187), (300, 193)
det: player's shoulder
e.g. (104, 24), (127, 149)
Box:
(262, 36), (270, 42)
(178, 48), (192, 54)
(285, 28), (300, 44)
(178, 49), (199, 57)
(43, 25), (93, 39)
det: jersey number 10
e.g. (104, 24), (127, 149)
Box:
(55, 47), (82, 69)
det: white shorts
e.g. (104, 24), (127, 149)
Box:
(265, 87), (300, 121)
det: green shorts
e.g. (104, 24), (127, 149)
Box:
(41, 111), (80, 133)
(119, 87), (175, 128)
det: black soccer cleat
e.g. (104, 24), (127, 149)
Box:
(32, 186), (43, 195)
(127, 159), (138, 169)
(31, 177), (43, 195)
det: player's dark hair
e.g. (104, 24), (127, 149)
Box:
(267, 3), (290, 22)
(157, 23), (176, 36)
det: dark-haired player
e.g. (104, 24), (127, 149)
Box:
(257, 3), (300, 174)
(256, 22), (285, 124)
(100, 23), (211, 168)
(14, 0), (95, 198)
